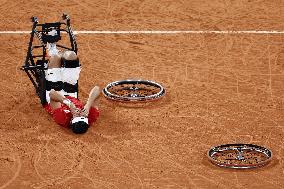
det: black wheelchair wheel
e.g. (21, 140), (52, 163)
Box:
(102, 79), (165, 102)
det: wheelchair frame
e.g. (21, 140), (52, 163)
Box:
(22, 14), (78, 105)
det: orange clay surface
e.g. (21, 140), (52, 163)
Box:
(0, 0), (284, 188)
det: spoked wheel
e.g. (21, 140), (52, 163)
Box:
(102, 79), (165, 102)
(207, 144), (272, 169)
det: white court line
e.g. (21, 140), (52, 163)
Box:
(0, 30), (283, 34)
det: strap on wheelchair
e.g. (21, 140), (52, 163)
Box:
(46, 81), (78, 93)
(46, 81), (63, 91)
(63, 83), (78, 93)
(61, 58), (80, 68)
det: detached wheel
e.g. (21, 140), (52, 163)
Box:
(102, 79), (165, 102)
(207, 143), (272, 169)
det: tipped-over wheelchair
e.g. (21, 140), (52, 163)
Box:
(22, 14), (79, 105)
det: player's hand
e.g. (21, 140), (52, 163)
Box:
(70, 103), (80, 116)
(81, 107), (89, 117)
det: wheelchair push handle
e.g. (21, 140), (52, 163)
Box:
(62, 13), (69, 20)
(31, 17), (38, 24)
(62, 13), (71, 26)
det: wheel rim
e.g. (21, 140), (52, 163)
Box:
(102, 79), (165, 102)
(207, 143), (272, 169)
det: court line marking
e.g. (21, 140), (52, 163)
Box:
(0, 30), (283, 34)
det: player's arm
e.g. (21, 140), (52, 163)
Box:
(49, 89), (79, 115)
(81, 86), (100, 116)
(49, 89), (66, 103)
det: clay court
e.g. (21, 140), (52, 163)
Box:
(0, 0), (284, 188)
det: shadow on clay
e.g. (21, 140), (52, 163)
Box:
(101, 92), (171, 109)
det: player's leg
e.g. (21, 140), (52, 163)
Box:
(61, 51), (81, 98)
(48, 54), (61, 68)
(62, 50), (78, 61)
(45, 45), (63, 103)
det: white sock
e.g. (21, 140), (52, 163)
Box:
(47, 42), (59, 56)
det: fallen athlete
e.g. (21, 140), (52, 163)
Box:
(43, 43), (100, 134)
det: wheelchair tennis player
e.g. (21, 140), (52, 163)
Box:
(44, 43), (100, 134)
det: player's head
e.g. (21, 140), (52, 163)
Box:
(70, 116), (89, 134)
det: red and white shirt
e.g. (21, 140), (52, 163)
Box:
(44, 96), (99, 127)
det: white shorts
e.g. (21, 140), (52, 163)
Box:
(45, 67), (81, 103)
(61, 67), (81, 85)
(45, 68), (62, 82)
(45, 67), (81, 83)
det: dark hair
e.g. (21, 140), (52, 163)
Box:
(70, 121), (89, 134)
